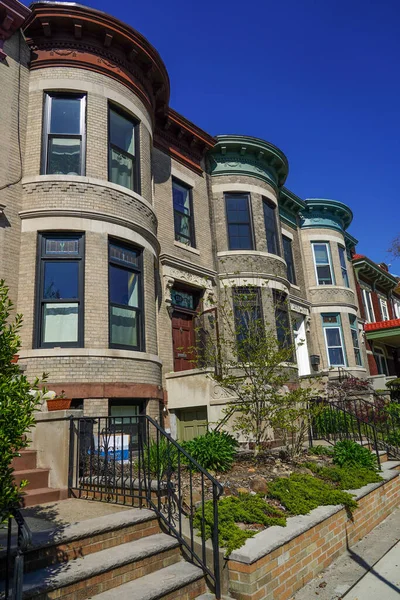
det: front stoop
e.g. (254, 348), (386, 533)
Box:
(0, 507), (208, 600)
(11, 450), (62, 507)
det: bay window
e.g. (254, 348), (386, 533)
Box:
(312, 242), (334, 285)
(42, 93), (86, 175)
(36, 233), (84, 347)
(225, 194), (254, 250)
(109, 105), (139, 192)
(233, 287), (263, 347)
(338, 245), (350, 287)
(109, 241), (143, 350)
(263, 199), (280, 255)
(322, 314), (346, 366)
(273, 290), (292, 351)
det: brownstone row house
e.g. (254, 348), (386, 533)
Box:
(1, 0), (398, 440)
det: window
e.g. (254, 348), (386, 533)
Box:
(225, 194), (253, 250)
(36, 233), (84, 347)
(42, 93), (86, 175)
(373, 347), (389, 376)
(338, 246), (350, 287)
(172, 180), (195, 246)
(312, 243), (334, 285)
(282, 236), (296, 284)
(233, 287), (263, 347)
(263, 199), (280, 255)
(109, 241), (143, 350)
(394, 299), (400, 319)
(349, 314), (362, 366)
(322, 314), (346, 366)
(273, 291), (292, 352)
(380, 298), (389, 321)
(108, 106), (138, 191)
(362, 288), (375, 323)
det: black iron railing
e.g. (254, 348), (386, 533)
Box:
(68, 415), (223, 599)
(311, 394), (400, 465)
(4, 508), (32, 600)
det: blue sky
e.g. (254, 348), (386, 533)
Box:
(26, 0), (400, 270)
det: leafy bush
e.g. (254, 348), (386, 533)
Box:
(182, 430), (239, 472)
(194, 493), (286, 555)
(313, 408), (357, 436)
(308, 445), (334, 456)
(333, 440), (378, 471)
(304, 462), (382, 489)
(268, 474), (358, 514)
(144, 437), (178, 477)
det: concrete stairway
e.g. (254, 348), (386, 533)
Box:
(12, 449), (62, 507)
(1, 506), (207, 600)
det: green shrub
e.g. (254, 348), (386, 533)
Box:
(182, 430), (239, 472)
(313, 408), (357, 436)
(144, 437), (178, 478)
(268, 474), (358, 514)
(308, 445), (334, 456)
(194, 494), (286, 555)
(304, 462), (382, 489)
(333, 440), (378, 471)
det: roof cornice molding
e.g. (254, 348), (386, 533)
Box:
(353, 256), (398, 290)
(0, 0), (31, 60)
(206, 134), (289, 189)
(300, 198), (353, 233)
(23, 2), (170, 120)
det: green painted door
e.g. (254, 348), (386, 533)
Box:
(178, 407), (208, 442)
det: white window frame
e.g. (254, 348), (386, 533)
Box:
(312, 242), (335, 286)
(380, 298), (389, 321)
(374, 346), (389, 376)
(322, 314), (346, 367)
(349, 314), (362, 367)
(393, 299), (400, 319)
(338, 245), (350, 287)
(362, 288), (375, 323)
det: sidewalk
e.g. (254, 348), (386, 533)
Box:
(293, 508), (400, 600)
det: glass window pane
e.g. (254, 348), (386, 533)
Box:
(173, 183), (190, 215)
(43, 262), (78, 299)
(171, 289), (195, 309)
(174, 213), (191, 241)
(317, 265), (333, 284)
(110, 265), (139, 307)
(43, 302), (78, 343)
(47, 138), (81, 175)
(328, 347), (345, 365)
(45, 238), (79, 255)
(50, 97), (81, 134)
(326, 328), (342, 347)
(110, 147), (134, 189)
(226, 196), (250, 222)
(110, 109), (134, 155)
(314, 244), (329, 263)
(110, 306), (138, 347)
(351, 329), (359, 348)
(339, 246), (346, 268)
(110, 244), (139, 267)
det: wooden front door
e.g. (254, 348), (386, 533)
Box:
(172, 310), (196, 372)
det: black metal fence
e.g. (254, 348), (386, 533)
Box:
(68, 415), (223, 599)
(3, 509), (32, 600)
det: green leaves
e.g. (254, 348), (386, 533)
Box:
(333, 440), (379, 471)
(182, 430), (239, 472)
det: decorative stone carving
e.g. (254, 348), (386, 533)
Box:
(290, 302), (309, 316)
(162, 266), (215, 313)
(211, 383), (236, 400)
(308, 286), (356, 306)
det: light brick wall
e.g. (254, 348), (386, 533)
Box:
(227, 472), (400, 600)
(0, 33), (30, 306)
(84, 398), (108, 417)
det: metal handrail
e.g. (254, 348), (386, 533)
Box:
(68, 415), (223, 599)
(4, 508), (32, 600)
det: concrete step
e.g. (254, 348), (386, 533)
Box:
(21, 487), (61, 507)
(13, 468), (49, 489)
(381, 460), (400, 471)
(11, 450), (37, 471)
(92, 561), (206, 600)
(16, 533), (181, 600)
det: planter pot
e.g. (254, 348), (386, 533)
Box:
(47, 398), (72, 411)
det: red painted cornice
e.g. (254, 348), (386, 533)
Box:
(0, 0), (31, 60)
(365, 318), (400, 332)
(23, 2), (170, 120)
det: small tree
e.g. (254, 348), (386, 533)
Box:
(196, 283), (314, 457)
(389, 234), (400, 259)
(0, 280), (47, 523)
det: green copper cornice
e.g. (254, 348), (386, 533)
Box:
(279, 187), (306, 226)
(207, 135), (289, 189)
(300, 198), (353, 233)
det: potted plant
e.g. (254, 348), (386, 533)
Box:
(46, 390), (73, 411)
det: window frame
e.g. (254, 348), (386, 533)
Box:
(322, 313), (347, 367)
(232, 286), (263, 348)
(373, 346), (389, 376)
(349, 314), (362, 367)
(108, 239), (145, 352)
(225, 193), (255, 251)
(273, 290), (293, 353)
(362, 288), (375, 323)
(42, 92), (86, 176)
(312, 242), (335, 285)
(282, 235), (296, 284)
(263, 198), (280, 256)
(338, 245), (350, 287)
(379, 297), (389, 321)
(172, 178), (196, 247)
(35, 232), (85, 349)
(393, 299), (400, 319)
(108, 103), (141, 194)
